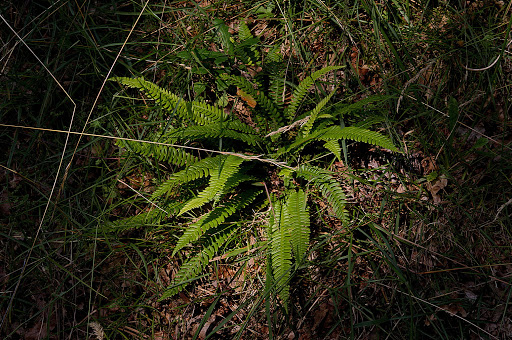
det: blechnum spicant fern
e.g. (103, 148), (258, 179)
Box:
(108, 18), (400, 309)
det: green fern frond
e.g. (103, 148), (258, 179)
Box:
(285, 190), (310, 265)
(168, 123), (260, 146)
(159, 224), (239, 300)
(173, 189), (260, 256)
(238, 19), (254, 41)
(111, 77), (226, 125)
(275, 130), (320, 157)
(190, 100), (227, 125)
(285, 66), (342, 121)
(218, 172), (255, 198)
(103, 202), (182, 233)
(277, 125), (399, 157)
(268, 72), (287, 108)
(323, 140), (342, 162)
(110, 76), (189, 119)
(104, 209), (164, 233)
(214, 19), (234, 56)
(332, 94), (394, 118)
(269, 199), (292, 309)
(179, 155), (245, 215)
(293, 165), (349, 224)
(223, 119), (259, 134)
(235, 38), (261, 66)
(265, 45), (283, 63)
(300, 88), (337, 138)
(151, 156), (225, 200)
(317, 126), (400, 152)
(116, 138), (199, 167)
(220, 73), (281, 122)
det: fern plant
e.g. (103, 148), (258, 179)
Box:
(108, 19), (400, 310)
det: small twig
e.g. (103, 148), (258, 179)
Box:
(376, 282), (499, 339)
(403, 94), (512, 152)
(396, 60), (436, 114)
(0, 123), (295, 169)
(265, 116), (309, 137)
(459, 38), (512, 72)
(116, 179), (168, 214)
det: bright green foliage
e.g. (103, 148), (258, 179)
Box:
(159, 224), (240, 300)
(268, 189), (310, 310)
(116, 138), (198, 167)
(109, 26), (399, 305)
(300, 88), (338, 138)
(318, 126), (399, 151)
(167, 122), (261, 146)
(110, 77), (226, 125)
(238, 19), (254, 42)
(173, 190), (260, 256)
(288, 165), (349, 224)
(178, 155), (245, 215)
(269, 199), (292, 309)
(285, 190), (310, 264)
(285, 66), (343, 121)
(323, 140), (343, 162)
(150, 155), (224, 200)
(277, 125), (400, 157)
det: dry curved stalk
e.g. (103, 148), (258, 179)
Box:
(460, 38), (512, 72)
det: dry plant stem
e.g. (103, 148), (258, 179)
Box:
(0, 13), (77, 332)
(370, 223), (510, 286)
(265, 116), (309, 137)
(403, 94), (512, 153)
(376, 283), (499, 340)
(0, 1), (150, 334)
(396, 60), (436, 114)
(116, 179), (168, 213)
(0, 123), (294, 169)
(460, 38), (512, 72)
(418, 262), (512, 275)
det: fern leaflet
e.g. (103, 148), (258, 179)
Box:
(190, 100), (227, 125)
(285, 189), (310, 266)
(293, 165), (349, 224)
(179, 155), (245, 215)
(269, 199), (292, 309)
(110, 77), (189, 119)
(151, 155), (224, 200)
(300, 88), (337, 138)
(104, 201), (183, 233)
(317, 126), (400, 152)
(159, 224), (239, 300)
(277, 125), (399, 157)
(111, 77), (226, 125)
(332, 94), (394, 118)
(285, 66), (342, 121)
(173, 189), (260, 256)
(168, 123), (260, 146)
(323, 140), (342, 162)
(116, 138), (198, 167)
(238, 19), (254, 41)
